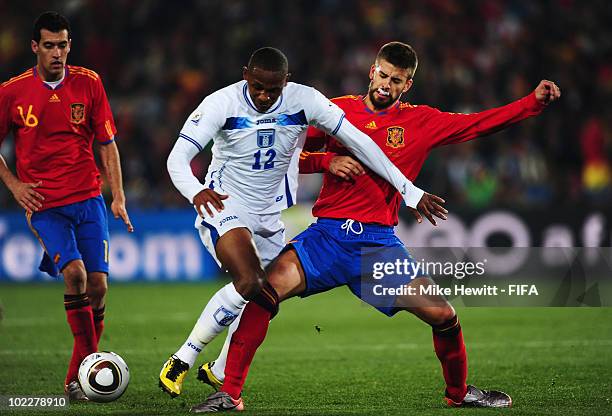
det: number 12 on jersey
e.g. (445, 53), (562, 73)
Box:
(252, 149), (276, 170)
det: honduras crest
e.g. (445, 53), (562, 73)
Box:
(257, 129), (275, 148)
(213, 306), (238, 326)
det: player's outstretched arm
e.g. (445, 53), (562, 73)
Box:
(425, 80), (561, 147)
(98, 140), (134, 232)
(0, 154), (44, 213)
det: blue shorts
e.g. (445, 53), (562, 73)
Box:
(26, 195), (110, 277)
(290, 218), (422, 316)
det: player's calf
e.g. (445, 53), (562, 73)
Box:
(63, 290), (97, 387)
(86, 272), (108, 309)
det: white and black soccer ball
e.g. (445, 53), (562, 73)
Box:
(78, 351), (130, 402)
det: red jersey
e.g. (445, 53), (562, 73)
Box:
(0, 66), (117, 210)
(300, 93), (545, 226)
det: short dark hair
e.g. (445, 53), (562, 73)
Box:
(247, 47), (289, 74)
(376, 42), (418, 79)
(33, 12), (71, 43)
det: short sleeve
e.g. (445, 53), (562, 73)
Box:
(0, 85), (12, 144)
(177, 92), (227, 152)
(90, 75), (117, 144)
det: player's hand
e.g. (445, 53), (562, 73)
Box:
(10, 180), (44, 213)
(328, 156), (365, 181)
(111, 197), (134, 232)
(410, 193), (448, 226)
(534, 80), (561, 105)
(193, 189), (229, 218)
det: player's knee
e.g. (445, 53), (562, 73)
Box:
(252, 280), (280, 318)
(62, 261), (87, 293)
(430, 304), (457, 326)
(233, 272), (265, 300)
(440, 303), (457, 322)
(268, 257), (292, 282)
(267, 271), (285, 298)
(266, 251), (304, 301)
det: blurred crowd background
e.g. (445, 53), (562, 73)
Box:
(1, 0), (610, 211)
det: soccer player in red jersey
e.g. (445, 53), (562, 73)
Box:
(0, 12), (133, 400)
(192, 42), (560, 412)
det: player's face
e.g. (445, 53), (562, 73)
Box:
(367, 59), (413, 110)
(31, 29), (71, 81)
(243, 67), (288, 113)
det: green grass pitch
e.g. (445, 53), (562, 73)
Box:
(1, 282), (611, 415)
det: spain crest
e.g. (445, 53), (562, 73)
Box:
(386, 126), (405, 148)
(70, 103), (85, 124)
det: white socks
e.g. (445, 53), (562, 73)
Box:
(175, 283), (247, 367)
(209, 308), (243, 380)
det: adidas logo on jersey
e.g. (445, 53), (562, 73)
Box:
(365, 121), (377, 129)
(49, 94), (60, 103)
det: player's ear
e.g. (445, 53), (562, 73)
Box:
(402, 79), (413, 94)
(369, 65), (376, 80)
(31, 40), (38, 54)
(285, 72), (291, 84)
(67, 39), (72, 53)
(242, 66), (249, 81)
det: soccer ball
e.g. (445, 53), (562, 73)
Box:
(78, 351), (130, 402)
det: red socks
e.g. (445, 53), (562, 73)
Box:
(93, 306), (105, 344)
(220, 293), (467, 404)
(221, 301), (272, 399)
(64, 294), (97, 385)
(432, 315), (468, 403)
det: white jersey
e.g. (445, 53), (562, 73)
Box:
(167, 80), (425, 215)
(178, 81), (343, 213)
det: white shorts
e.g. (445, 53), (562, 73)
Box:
(194, 197), (285, 268)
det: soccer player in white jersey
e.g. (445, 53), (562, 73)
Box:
(159, 47), (447, 399)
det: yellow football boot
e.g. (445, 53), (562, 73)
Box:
(159, 355), (189, 397)
(197, 361), (223, 391)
